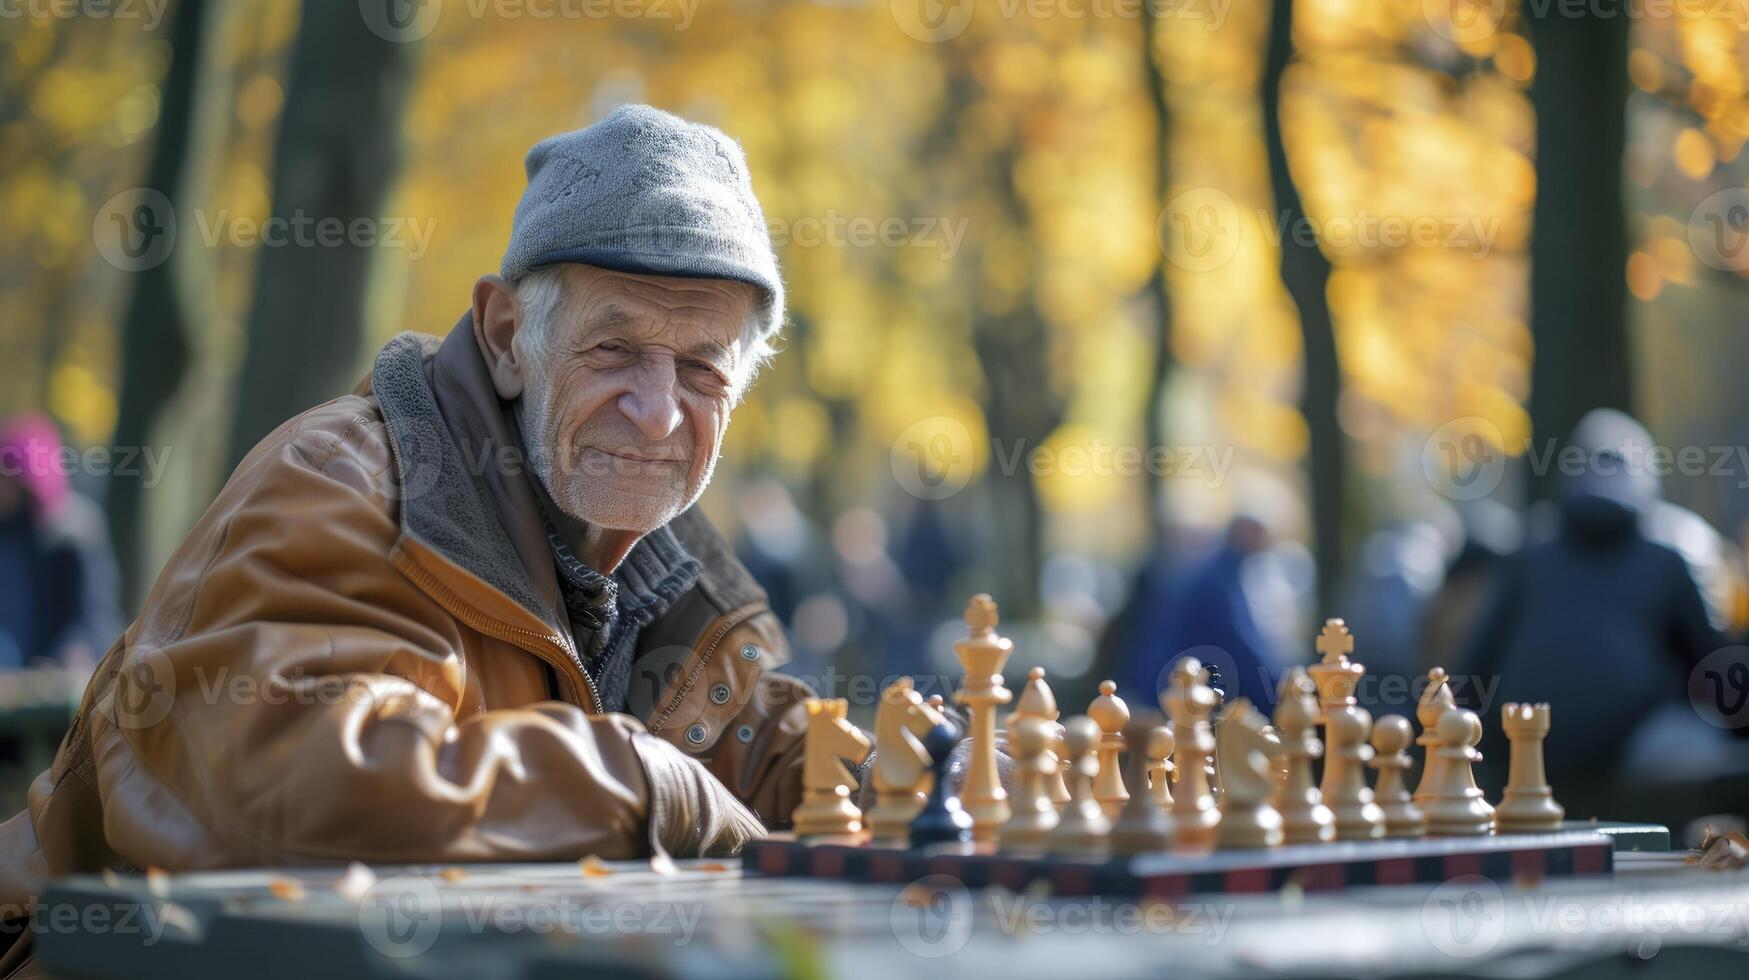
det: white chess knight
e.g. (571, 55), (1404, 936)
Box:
(1214, 697), (1284, 848)
(867, 678), (947, 843)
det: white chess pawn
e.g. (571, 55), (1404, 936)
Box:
(1272, 667), (1335, 845)
(1111, 710), (1176, 855)
(1090, 680), (1130, 820)
(1368, 714), (1425, 838)
(1162, 659), (1221, 851)
(1045, 717), (1110, 859)
(1321, 706), (1386, 840)
(1001, 714), (1062, 853)
(1423, 708), (1496, 837)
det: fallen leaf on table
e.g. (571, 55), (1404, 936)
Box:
(1686, 829), (1749, 869)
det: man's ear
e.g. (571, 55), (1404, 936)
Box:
(472, 275), (525, 400)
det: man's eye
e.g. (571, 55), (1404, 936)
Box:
(685, 363), (728, 388)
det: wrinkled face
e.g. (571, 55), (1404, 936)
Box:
(516, 265), (752, 534)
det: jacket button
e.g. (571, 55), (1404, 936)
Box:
(739, 643), (759, 662)
(709, 683), (731, 705)
(685, 723), (708, 745)
(736, 725), (754, 743)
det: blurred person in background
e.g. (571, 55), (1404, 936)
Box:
(0, 415), (120, 671)
(1420, 497), (1522, 675)
(1111, 509), (1311, 715)
(1458, 409), (1749, 796)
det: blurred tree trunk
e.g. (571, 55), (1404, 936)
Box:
(108, 0), (210, 609)
(226, 1), (414, 470)
(1525, 3), (1632, 497)
(914, 47), (1063, 619)
(1263, 0), (1344, 614)
(1140, 0), (1175, 544)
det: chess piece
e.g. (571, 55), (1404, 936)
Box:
(868, 678), (948, 844)
(1147, 725), (1175, 806)
(1271, 667), (1336, 844)
(953, 595), (1013, 842)
(1001, 714), (1061, 853)
(1162, 658), (1221, 851)
(1089, 680), (1130, 820)
(1411, 667), (1457, 807)
(1214, 698), (1284, 848)
(1307, 618), (1362, 722)
(1368, 714), (1425, 838)
(1111, 710), (1176, 854)
(1496, 702), (1564, 832)
(1422, 708), (1496, 837)
(1013, 667), (1070, 808)
(910, 721), (974, 847)
(793, 699), (874, 838)
(1321, 706), (1386, 840)
(1306, 618), (1383, 840)
(1044, 716), (1109, 858)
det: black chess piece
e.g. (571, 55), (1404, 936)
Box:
(1204, 662), (1226, 702)
(909, 721), (973, 847)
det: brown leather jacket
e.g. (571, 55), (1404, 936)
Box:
(0, 316), (813, 911)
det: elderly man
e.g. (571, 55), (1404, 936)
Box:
(0, 106), (814, 914)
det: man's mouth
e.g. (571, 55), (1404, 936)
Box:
(583, 446), (686, 468)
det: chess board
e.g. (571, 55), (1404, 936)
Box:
(744, 825), (1627, 897)
(33, 832), (1749, 980)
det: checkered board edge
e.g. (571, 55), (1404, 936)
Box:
(743, 830), (1614, 897)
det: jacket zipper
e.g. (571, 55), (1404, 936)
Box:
(392, 549), (604, 714)
(647, 602), (763, 735)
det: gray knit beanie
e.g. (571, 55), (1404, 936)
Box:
(500, 105), (784, 342)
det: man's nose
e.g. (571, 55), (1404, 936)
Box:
(617, 358), (684, 442)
